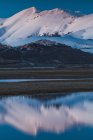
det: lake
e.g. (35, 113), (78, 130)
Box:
(0, 91), (93, 140)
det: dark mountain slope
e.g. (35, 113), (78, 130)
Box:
(0, 40), (93, 67)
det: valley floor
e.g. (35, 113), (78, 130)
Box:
(0, 67), (93, 95)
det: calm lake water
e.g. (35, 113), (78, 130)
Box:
(0, 92), (93, 140)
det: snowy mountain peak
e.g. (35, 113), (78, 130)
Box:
(0, 7), (93, 47)
(48, 8), (64, 13)
(24, 7), (38, 14)
(0, 7), (75, 46)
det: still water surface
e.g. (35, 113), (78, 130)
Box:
(0, 92), (93, 140)
(0, 78), (92, 83)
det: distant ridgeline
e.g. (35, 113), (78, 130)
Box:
(0, 40), (93, 67)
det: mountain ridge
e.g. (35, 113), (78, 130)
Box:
(0, 40), (93, 67)
(0, 7), (93, 48)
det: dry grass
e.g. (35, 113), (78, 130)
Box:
(0, 67), (93, 79)
(0, 79), (93, 95)
(0, 67), (93, 95)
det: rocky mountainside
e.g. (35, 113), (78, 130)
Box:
(0, 40), (93, 67)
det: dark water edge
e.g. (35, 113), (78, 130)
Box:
(0, 91), (93, 140)
(0, 125), (93, 140)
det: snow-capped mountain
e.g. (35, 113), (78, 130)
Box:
(64, 14), (93, 39)
(0, 7), (75, 46)
(0, 7), (93, 49)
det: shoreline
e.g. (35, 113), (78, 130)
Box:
(0, 78), (93, 95)
(0, 68), (93, 95)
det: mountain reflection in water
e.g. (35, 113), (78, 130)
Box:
(0, 92), (93, 135)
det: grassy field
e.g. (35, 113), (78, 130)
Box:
(0, 79), (93, 95)
(0, 67), (93, 95)
(0, 67), (93, 79)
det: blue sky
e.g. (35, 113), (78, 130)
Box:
(0, 0), (93, 17)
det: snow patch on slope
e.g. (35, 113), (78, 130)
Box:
(64, 14), (93, 39)
(0, 7), (75, 45)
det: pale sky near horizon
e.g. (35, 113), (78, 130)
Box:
(0, 0), (93, 17)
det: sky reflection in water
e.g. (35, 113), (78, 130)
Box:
(0, 92), (93, 136)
